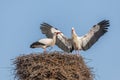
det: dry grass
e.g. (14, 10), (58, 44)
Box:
(13, 51), (93, 80)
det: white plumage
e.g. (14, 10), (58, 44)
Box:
(40, 20), (110, 53)
(72, 20), (109, 51)
(30, 32), (60, 53)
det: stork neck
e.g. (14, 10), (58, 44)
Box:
(72, 30), (78, 39)
(52, 33), (57, 46)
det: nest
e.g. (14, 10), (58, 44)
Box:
(13, 51), (93, 80)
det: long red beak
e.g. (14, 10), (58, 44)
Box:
(56, 32), (62, 34)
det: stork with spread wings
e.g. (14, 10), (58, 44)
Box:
(40, 20), (109, 53)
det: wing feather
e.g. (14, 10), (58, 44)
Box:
(81, 20), (110, 50)
(40, 23), (73, 52)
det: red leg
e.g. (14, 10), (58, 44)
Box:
(44, 48), (47, 54)
(76, 50), (80, 57)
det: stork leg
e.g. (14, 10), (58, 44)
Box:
(74, 50), (77, 54)
(73, 50), (80, 56)
(75, 50), (80, 57)
(75, 50), (78, 56)
(48, 47), (53, 52)
(43, 48), (47, 54)
(77, 50), (80, 56)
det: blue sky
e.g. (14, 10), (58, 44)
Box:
(0, 0), (120, 80)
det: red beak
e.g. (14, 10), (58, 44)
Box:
(55, 32), (62, 34)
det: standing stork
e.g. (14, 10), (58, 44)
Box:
(71, 20), (109, 54)
(40, 20), (110, 53)
(30, 32), (60, 53)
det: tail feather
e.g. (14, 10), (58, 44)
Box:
(30, 41), (45, 48)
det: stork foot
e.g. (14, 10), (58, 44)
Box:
(75, 53), (79, 57)
(43, 48), (47, 54)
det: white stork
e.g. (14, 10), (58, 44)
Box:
(40, 23), (73, 52)
(40, 20), (110, 53)
(30, 32), (60, 53)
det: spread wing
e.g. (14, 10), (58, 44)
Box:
(81, 20), (110, 50)
(40, 23), (73, 52)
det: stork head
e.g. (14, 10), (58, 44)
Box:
(54, 31), (61, 35)
(71, 27), (77, 37)
(71, 27), (75, 33)
(56, 32), (62, 34)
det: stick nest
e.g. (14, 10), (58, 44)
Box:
(13, 51), (93, 80)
